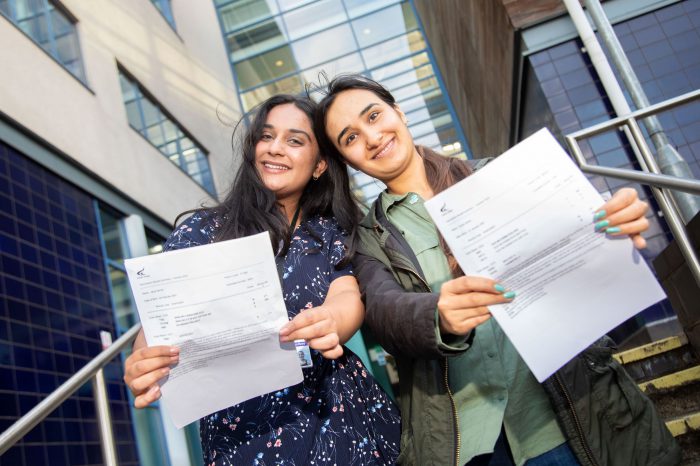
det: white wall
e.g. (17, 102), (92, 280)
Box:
(0, 0), (241, 225)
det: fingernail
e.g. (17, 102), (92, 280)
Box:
(169, 347), (179, 355)
(503, 291), (516, 299)
(170, 355), (179, 362)
(593, 210), (606, 221)
(149, 385), (160, 395)
(279, 325), (290, 336)
(594, 220), (610, 231)
(606, 227), (621, 234)
(161, 368), (170, 376)
(494, 284), (506, 293)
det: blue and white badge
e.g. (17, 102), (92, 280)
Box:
(295, 339), (313, 368)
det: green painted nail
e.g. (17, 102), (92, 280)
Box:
(503, 291), (516, 299)
(593, 210), (606, 221)
(606, 227), (621, 234)
(494, 284), (506, 293)
(594, 220), (610, 231)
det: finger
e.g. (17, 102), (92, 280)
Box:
(441, 276), (503, 296)
(128, 367), (171, 394)
(126, 355), (177, 382)
(286, 319), (334, 343)
(280, 309), (325, 337)
(631, 234), (647, 249)
(440, 291), (514, 312)
(319, 345), (344, 360)
(596, 200), (648, 230)
(595, 187), (637, 217)
(602, 216), (649, 237)
(308, 333), (340, 353)
(132, 345), (179, 362)
(440, 307), (492, 335)
(134, 385), (161, 409)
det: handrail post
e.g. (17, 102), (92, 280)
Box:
(94, 368), (119, 466)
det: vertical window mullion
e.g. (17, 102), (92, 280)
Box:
(43, 0), (58, 59)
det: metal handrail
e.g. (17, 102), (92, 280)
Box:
(565, 88), (700, 287)
(0, 323), (142, 462)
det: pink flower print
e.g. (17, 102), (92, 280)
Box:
(229, 424), (237, 431)
(374, 451), (380, 457)
(235, 417), (240, 422)
(332, 406), (338, 412)
(222, 418), (228, 424)
(277, 427), (283, 435)
(274, 439), (282, 447)
(297, 393), (305, 399)
(361, 370), (367, 377)
(266, 441), (272, 448)
(304, 302), (313, 309)
(356, 360), (362, 367)
(305, 396), (312, 403)
(339, 404), (345, 412)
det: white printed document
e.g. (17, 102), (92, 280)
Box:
(424, 128), (665, 381)
(125, 232), (302, 428)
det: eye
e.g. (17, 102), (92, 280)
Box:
(288, 138), (304, 146)
(260, 132), (273, 141)
(368, 111), (379, 122)
(344, 133), (357, 146)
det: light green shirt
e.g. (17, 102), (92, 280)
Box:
(381, 192), (566, 466)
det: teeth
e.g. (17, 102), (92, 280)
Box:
(264, 163), (289, 170)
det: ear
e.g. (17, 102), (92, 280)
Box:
(394, 104), (408, 125)
(313, 158), (328, 179)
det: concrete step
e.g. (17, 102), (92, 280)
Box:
(614, 334), (698, 383)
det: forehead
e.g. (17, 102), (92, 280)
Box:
(327, 89), (384, 123)
(265, 103), (311, 130)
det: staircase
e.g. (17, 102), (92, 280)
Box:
(615, 335), (700, 465)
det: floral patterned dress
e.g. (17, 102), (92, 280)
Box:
(164, 212), (401, 466)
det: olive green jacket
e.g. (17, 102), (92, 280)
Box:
(354, 199), (681, 466)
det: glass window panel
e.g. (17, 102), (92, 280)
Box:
(119, 74), (137, 101)
(283, 0), (346, 41)
(344, 0), (401, 19)
(278, 0), (315, 11)
(291, 23), (356, 69)
(240, 75), (303, 111)
(351, 2), (417, 48)
(392, 76), (439, 101)
(179, 136), (194, 151)
(55, 32), (80, 65)
(50, 7), (72, 36)
(146, 231), (164, 255)
(0, 0), (9, 16)
(18, 11), (49, 46)
(160, 141), (179, 158)
(234, 45), (297, 89)
(146, 124), (165, 147)
(124, 101), (142, 129)
(99, 210), (125, 263)
(109, 267), (136, 330)
(410, 112), (452, 139)
(300, 52), (364, 84)
(382, 65), (434, 92)
(162, 120), (178, 143)
(218, 0), (279, 34)
(369, 51), (429, 81)
(227, 18), (287, 62)
(361, 30), (426, 69)
(140, 98), (161, 128)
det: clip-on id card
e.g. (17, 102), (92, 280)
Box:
(295, 340), (313, 368)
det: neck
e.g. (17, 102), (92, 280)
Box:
(278, 196), (301, 225)
(385, 147), (434, 200)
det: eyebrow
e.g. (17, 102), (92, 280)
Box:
(263, 124), (311, 140)
(336, 102), (379, 145)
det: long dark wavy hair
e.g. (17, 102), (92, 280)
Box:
(179, 94), (360, 265)
(313, 74), (471, 275)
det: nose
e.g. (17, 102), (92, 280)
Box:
(365, 130), (382, 149)
(267, 136), (284, 156)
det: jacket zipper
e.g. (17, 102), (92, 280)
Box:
(444, 358), (460, 466)
(393, 261), (461, 466)
(554, 373), (598, 466)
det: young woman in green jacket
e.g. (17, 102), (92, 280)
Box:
(313, 74), (680, 466)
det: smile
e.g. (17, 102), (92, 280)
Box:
(262, 162), (290, 171)
(372, 138), (395, 160)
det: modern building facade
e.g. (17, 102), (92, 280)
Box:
(416, 0), (699, 342)
(214, 0), (471, 203)
(0, 1), (240, 465)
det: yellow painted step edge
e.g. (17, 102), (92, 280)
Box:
(613, 334), (687, 365)
(639, 365), (700, 393)
(666, 411), (700, 437)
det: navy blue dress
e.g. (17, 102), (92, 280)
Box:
(164, 212), (400, 466)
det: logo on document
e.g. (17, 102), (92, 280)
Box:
(440, 203), (453, 215)
(136, 267), (150, 279)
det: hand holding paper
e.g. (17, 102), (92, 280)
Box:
(424, 128), (665, 381)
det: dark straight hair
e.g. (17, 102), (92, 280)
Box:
(179, 94), (360, 265)
(314, 74), (471, 274)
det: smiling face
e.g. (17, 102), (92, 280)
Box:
(324, 88), (418, 185)
(255, 103), (327, 207)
